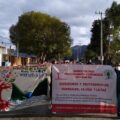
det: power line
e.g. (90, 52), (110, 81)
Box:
(0, 35), (12, 44)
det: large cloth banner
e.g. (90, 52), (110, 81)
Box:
(0, 64), (51, 111)
(52, 64), (117, 114)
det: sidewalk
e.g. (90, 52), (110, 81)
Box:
(0, 95), (119, 119)
(0, 102), (119, 119)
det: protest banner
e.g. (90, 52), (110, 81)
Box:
(0, 64), (51, 111)
(52, 64), (117, 115)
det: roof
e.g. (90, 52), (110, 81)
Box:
(10, 50), (36, 58)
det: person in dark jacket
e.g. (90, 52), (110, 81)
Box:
(115, 66), (120, 116)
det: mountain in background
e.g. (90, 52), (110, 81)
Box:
(71, 45), (88, 61)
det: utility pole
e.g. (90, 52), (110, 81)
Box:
(77, 41), (81, 62)
(95, 11), (104, 64)
(77, 46), (79, 62)
(78, 41), (81, 62)
(16, 42), (19, 58)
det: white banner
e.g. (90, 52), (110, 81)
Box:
(13, 66), (46, 94)
(0, 64), (51, 111)
(52, 64), (117, 114)
(0, 66), (48, 95)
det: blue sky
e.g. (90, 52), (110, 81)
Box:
(0, 0), (120, 46)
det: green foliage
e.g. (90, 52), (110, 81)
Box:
(9, 11), (72, 62)
(85, 49), (97, 60)
(86, 1), (120, 65)
(105, 1), (120, 65)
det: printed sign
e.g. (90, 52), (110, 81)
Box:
(0, 80), (12, 111)
(12, 66), (47, 96)
(0, 64), (51, 111)
(52, 64), (117, 114)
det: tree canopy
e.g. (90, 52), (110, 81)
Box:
(86, 1), (120, 65)
(9, 11), (72, 62)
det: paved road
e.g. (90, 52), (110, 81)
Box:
(0, 98), (119, 120)
(0, 116), (118, 120)
(0, 103), (51, 117)
(0, 103), (119, 120)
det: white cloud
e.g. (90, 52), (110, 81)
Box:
(0, 0), (120, 45)
(71, 26), (91, 45)
(71, 26), (89, 37)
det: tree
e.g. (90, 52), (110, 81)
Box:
(9, 11), (72, 62)
(86, 1), (120, 65)
(105, 1), (120, 65)
(85, 19), (109, 63)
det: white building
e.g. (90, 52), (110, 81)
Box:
(0, 36), (15, 66)
(0, 44), (8, 66)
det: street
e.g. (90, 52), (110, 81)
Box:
(0, 101), (119, 120)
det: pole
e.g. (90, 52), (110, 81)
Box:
(79, 41), (81, 62)
(17, 42), (19, 58)
(95, 11), (104, 64)
(100, 12), (103, 64)
(77, 46), (79, 62)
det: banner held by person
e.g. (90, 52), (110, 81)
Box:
(52, 64), (117, 115)
(0, 64), (51, 111)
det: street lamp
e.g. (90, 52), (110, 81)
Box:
(107, 34), (113, 64)
(106, 21), (114, 65)
(95, 11), (104, 64)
